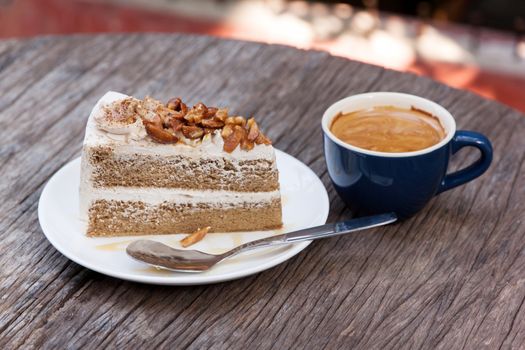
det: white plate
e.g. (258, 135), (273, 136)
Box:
(38, 150), (329, 285)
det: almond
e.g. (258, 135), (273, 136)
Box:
(170, 118), (184, 131)
(255, 130), (272, 145)
(156, 107), (173, 127)
(144, 114), (163, 128)
(247, 117), (255, 128)
(193, 113), (204, 125)
(225, 116), (236, 125)
(241, 138), (255, 151)
(200, 118), (224, 128)
(193, 102), (208, 115)
(184, 104), (207, 124)
(190, 103), (207, 123)
(166, 98), (188, 116)
(234, 116), (246, 127)
(247, 117), (260, 142)
(239, 124), (254, 150)
(206, 107), (218, 118)
(166, 97), (181, 111)
(182, 125), (204, 139)
(144, 122), (179, 143)
(223, 125), (245, 153)
(180, 227), (210, 248)
(221, 124), (234, 138)
(215, 108), (228, 122)
(183, 110), (197, 123)
(180, 102), (188, 116)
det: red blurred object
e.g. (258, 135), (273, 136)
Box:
(1, 0), (524, 113)
(409, 61), (525, 114)
(0, 0), (218, 37)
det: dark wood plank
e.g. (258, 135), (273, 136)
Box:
(0, 34), (523, 350)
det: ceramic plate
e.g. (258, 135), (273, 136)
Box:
(38, 149), (329, 285)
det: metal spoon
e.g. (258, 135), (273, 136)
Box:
(126, 212), (397, 273)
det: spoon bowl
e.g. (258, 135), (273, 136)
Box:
(127, 240), (222, 272)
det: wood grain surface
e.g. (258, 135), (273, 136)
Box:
(0, 34), (524, 350)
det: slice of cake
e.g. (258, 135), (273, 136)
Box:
(79, 91), (282, 237)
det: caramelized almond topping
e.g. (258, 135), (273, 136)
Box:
(182, 125), (204, 139)
(180, 227), (210, 247)
(104, 96), (272, 151)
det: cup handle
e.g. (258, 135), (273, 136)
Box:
(436, 130), (493, 194)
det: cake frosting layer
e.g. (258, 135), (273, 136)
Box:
(83, 91), (276, 162)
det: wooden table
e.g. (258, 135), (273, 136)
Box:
(1, 34), (524, 349)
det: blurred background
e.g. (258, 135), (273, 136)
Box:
(1, 0), (524, 112)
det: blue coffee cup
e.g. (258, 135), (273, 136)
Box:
(322, 92), (493, 219)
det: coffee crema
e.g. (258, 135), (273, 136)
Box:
(330, 106), (446, 153)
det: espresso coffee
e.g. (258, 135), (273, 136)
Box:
(330, 106), (446, 153)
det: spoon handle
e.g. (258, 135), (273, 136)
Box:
(284, 212), (397, 242)
(223, 212), (397, 258)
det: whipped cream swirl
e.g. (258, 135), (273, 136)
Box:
(94, 98), (147, 141)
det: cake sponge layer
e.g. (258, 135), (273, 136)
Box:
(86, 146), (278, 192)
(87, 198), (282, 236)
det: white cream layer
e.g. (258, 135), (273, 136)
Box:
(83, 91), (276, 162)
(83, 187), (280, 204)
